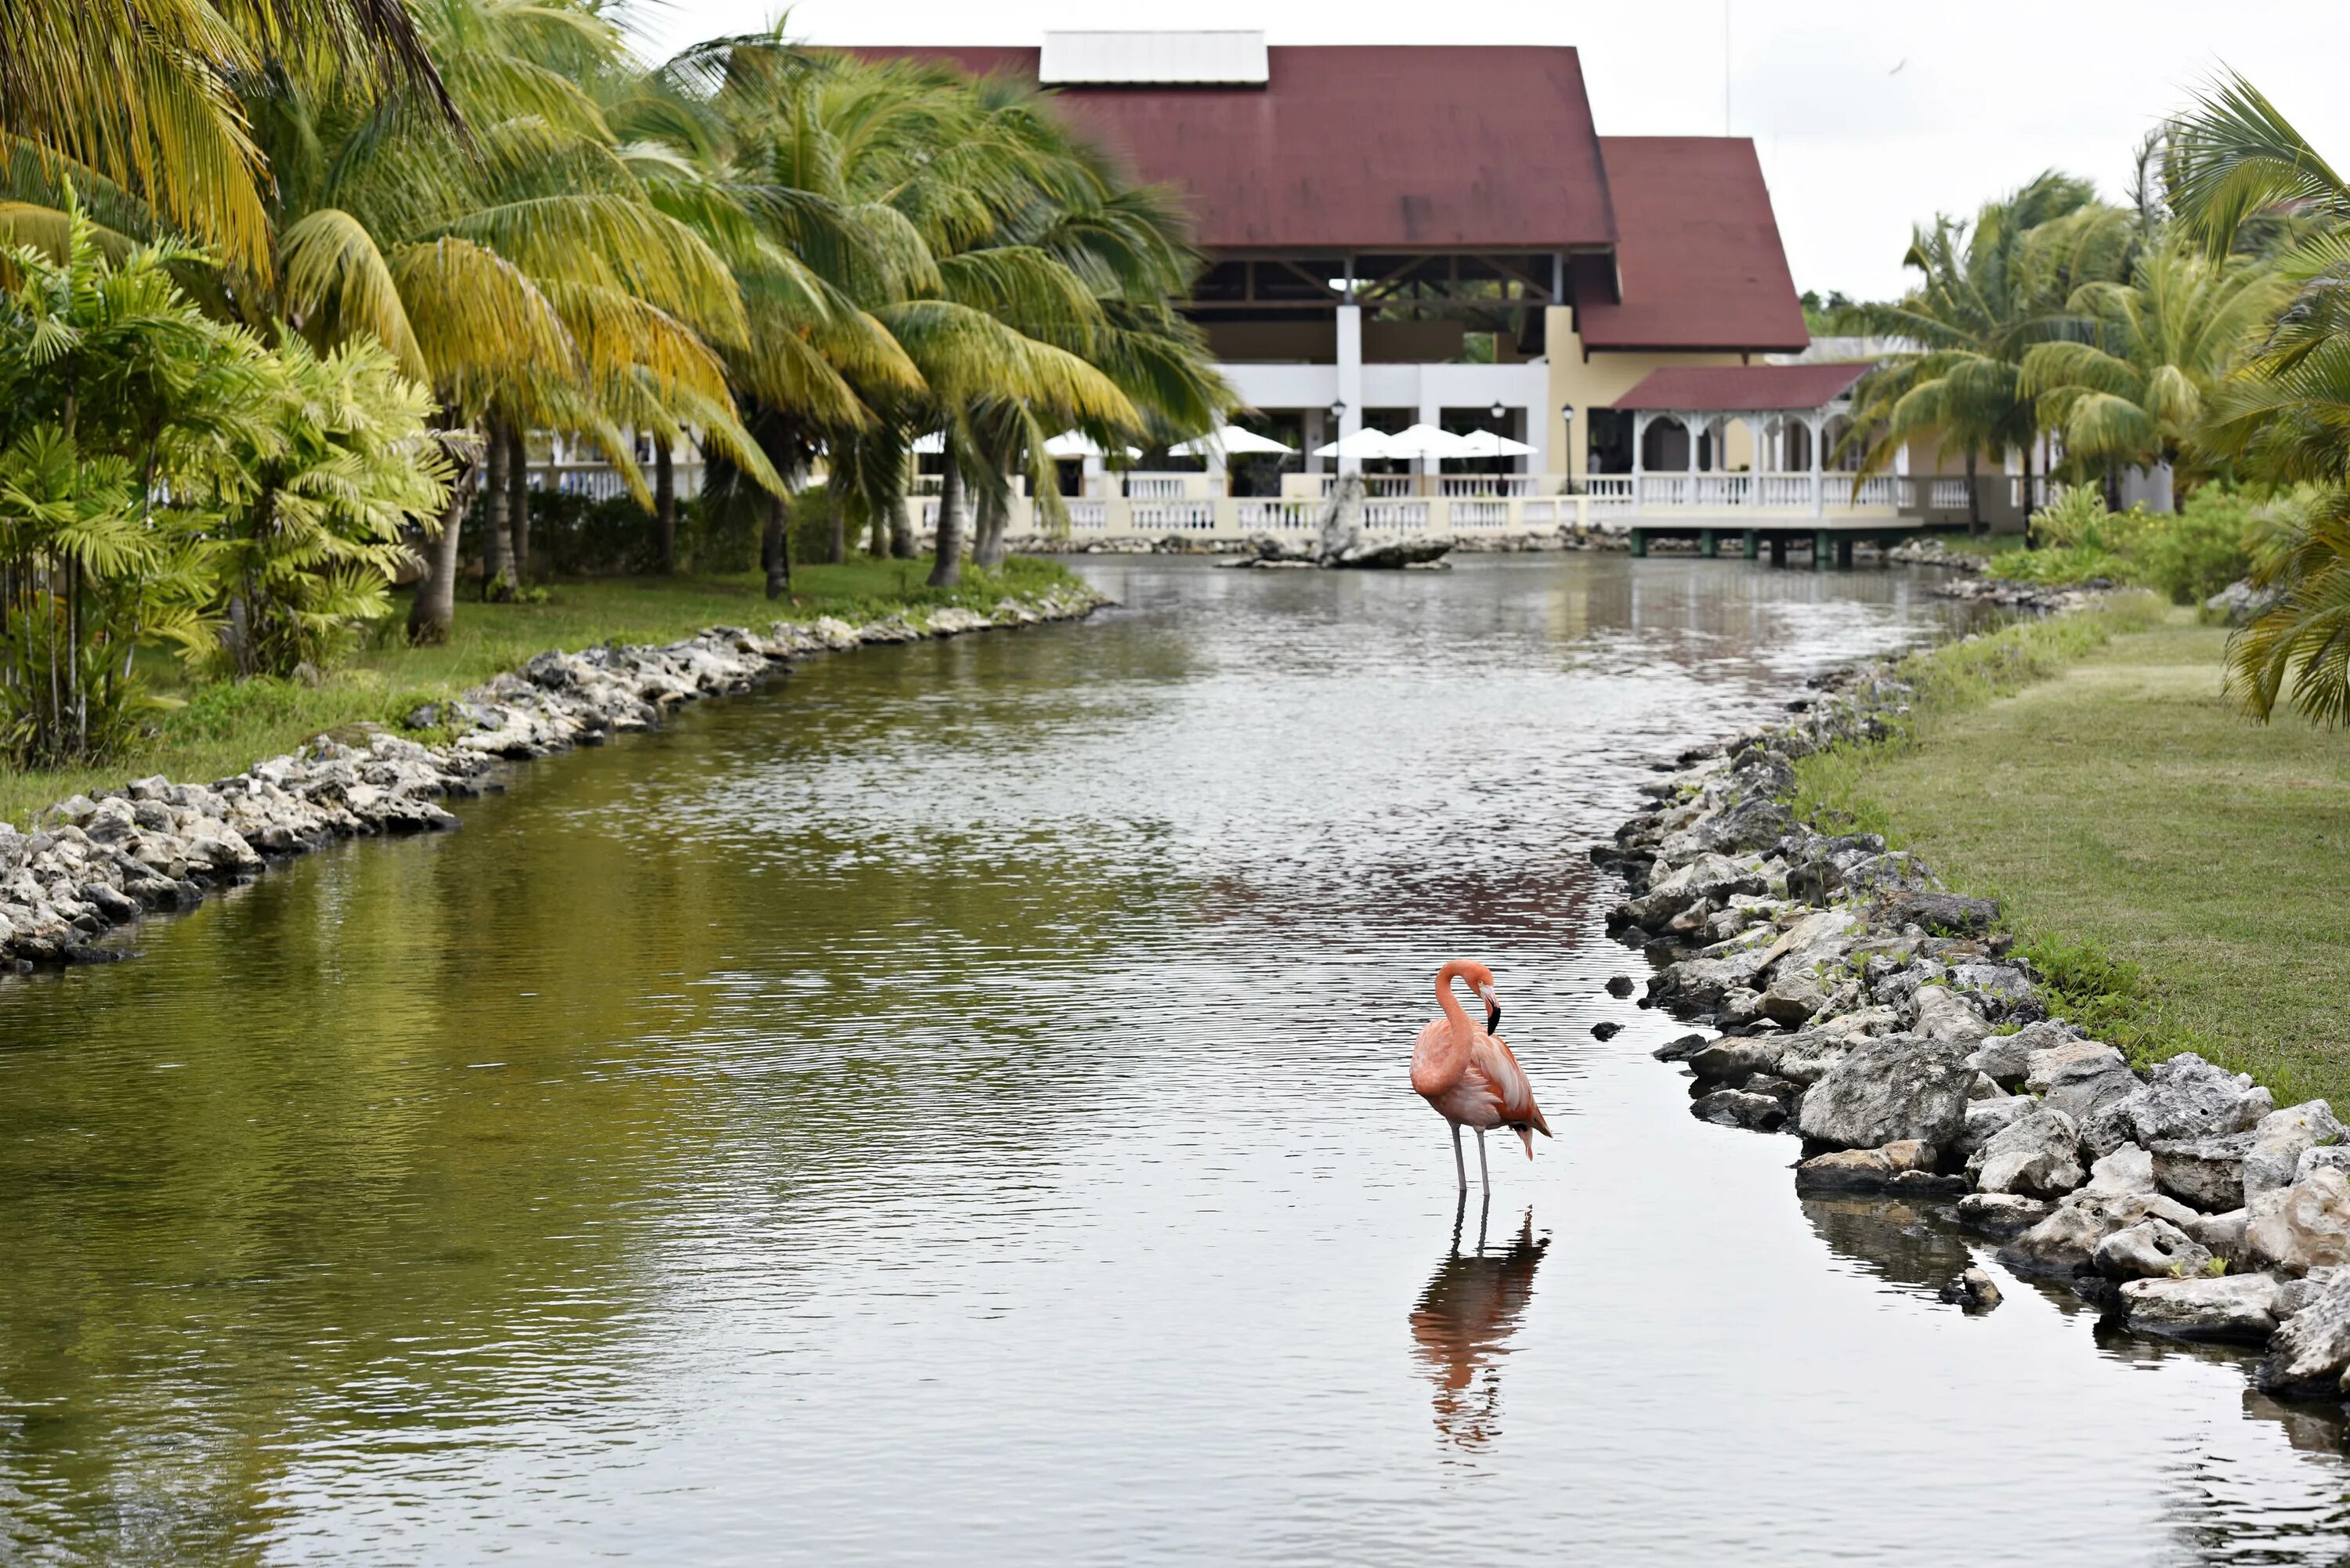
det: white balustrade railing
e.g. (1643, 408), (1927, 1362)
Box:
(1452, 500), (1509, 528)
(918, 497), (942, 529)
(1362, 501), (1430, 531)
(1067, 500), (1108, 530)
(526, 461), (706, 502)
(1853, 476), (1901, 508)
(1640, 475), (1692, 507)
(1125, 475), (1189, 499)
(1584, 476), (1636, 507)
(1133, 501), (1216, 532)
(1521, 499), (1560, 526)
(1439, 475), (1536, 498)
(1755, 475), (1813, 508)
(1930, 479), (1972, 510)
(1235, 500), (1321, 531)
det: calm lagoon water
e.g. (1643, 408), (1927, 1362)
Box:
(3, 555), (2348, 1565)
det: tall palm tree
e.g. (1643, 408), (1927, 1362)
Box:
(0, 0), (451, 276)
(1845, 174), (2130, 530)
(2019, 241), (2286, 507)
(2169, 72), (2350, 724)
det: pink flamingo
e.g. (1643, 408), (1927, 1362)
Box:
(1412, 960), (1552, 1192)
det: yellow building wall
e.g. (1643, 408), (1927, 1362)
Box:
(1542, 308), (1751, 480)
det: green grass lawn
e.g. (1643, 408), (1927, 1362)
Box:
(0, 556), (1082, 828)
(1797, 600), (2350, 1107)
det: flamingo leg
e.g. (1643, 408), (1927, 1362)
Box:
(1452, 1123), (1466, 1192)
(1476, 1128), (1490, 1194)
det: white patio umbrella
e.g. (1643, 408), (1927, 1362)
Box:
(1311, 427), (1400, 461)
(1172, 424), (1296, 457)
(1041, 431), (1144, 459)
(1383, 422), (1479, 461)
(1452, 428), (1538, 459)
(912, 430), (945, 454)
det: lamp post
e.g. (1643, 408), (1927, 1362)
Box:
(1560, 401), (1577, 489)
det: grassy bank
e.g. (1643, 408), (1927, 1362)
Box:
(1, 556), (1083, 828)
(1795, 595), (2350, 1106)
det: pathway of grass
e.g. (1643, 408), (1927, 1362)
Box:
(1797, 599), (2350, 1107)
(0, 557), (1079, 828)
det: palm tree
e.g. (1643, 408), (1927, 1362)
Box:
(2019, 241), (2286, 508)
(2169, 72), (2350, 724)
(1845, 173), (2131, 531)
(0, 0), (450, 276)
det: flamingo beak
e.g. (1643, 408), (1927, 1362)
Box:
(1478, 983), (1500, 1035)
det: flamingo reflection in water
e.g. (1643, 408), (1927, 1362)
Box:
(1408, 1197), (1550, 1452)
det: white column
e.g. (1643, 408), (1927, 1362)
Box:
(1415, 375), (1441, 487)
(1528, 397), (1552, 482)
(1808, 412), (1824, 515)
(1632, 411), (1648, 504)
(1082, 451), (1105, 499)
(1336, 303), (1364, 476)
(1303, 407), (1326, 476)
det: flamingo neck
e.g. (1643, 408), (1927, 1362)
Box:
(1434, 962), (1473, 1032)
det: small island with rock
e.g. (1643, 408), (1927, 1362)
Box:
(1221, 475), (1455, 570)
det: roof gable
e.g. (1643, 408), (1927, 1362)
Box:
(1577, 137), (1809, 354)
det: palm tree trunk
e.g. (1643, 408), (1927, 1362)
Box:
(889, 493), (914, 558)
(927, 454), (964, 588)
(408, 446), (474, 645)
(867, 499), (888, 558)
(655, 439), (677, 573)
(973, 483), (1007, 569)
(825, 487), (845, 564)
(506, 424), (530, 586)
(481, 419), (511, 598)
(2020, 441), (2034, 543)
(763, 489), (792, 598)
(1965, 450), (1982, 536)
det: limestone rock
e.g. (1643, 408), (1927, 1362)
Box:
(1910, 984), (1991, 1043)
(1940, 1266), (2004, 1310)
(2042, 1051), (2143, 1136)
(2151, 1132), (2254, 1212)
(1692, 1089), (1787, 1133)
(1687, 1036), (1784, 1083)
(1792, 1148), (1966, 1197)
(2247, 1101), (2345, 1201)
(1954, 1192), (2051, 1240)
(2246, 1168), (2350, 1277)
(2119, 1053), (2276, 1147)
(1968, 1108), (2084, 1198)
(2079, 1143), (2158, 1201)
(1957, 1094), (2034, 1158)
(2257, 1270), (2350, 1397)
(2003, 1190), (2203, 1277)
(2023, 1039), (2126, 1096)
(1967, 1021), (2082, 1089)
(2121, 1274), (2280, 1342)
(1795, 1035), (1975, 1151)
(2095, 1217), (2214, 1279)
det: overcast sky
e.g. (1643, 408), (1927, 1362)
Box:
(630, 2), (2350, 302)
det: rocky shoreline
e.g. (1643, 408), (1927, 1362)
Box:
(0, 585), (1105, 970)
(1596, 624), (2350, 1400)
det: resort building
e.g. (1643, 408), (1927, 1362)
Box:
(844, 31), (2031, 547)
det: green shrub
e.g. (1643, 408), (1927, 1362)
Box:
(2138, 486), (2256, 605)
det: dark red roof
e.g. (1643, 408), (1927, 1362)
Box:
(848, 45), (1614, 253)
(1608, 362), (1867, 412)
(1577, 138), (1810, 353)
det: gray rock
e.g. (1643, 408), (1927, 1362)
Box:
(1948, 961), (2041, 1021)
(2095, 1217), (2214, 1279)
(1967, 1071), (2005, 1102)
(2151, 1132), (2254, 1212)
(2187, 1208), (2249, 1264)
(1626, 852), (1769, 930)
(1910, 985), (1991, 1043)
(1795, 1035), (1976, 1151)
(1792, 1148), (1967, 1197)
(2124, 1053), (2275, 1146)
(2247, 1102), (2345, 1201)
(2296, 1145), (2350, 1185)
(1651, 1033), (1709, 1063)
(1841, 851), (1940, 896)
(1968, 1108), (2084, 1198)
(2257, 1270), (2350, 1397)
(1957, 1094), (2034, 1158)
(1940, 1266), (2004, 1310)
(1875, 890), (2000, 936)
(2120, 1274), (2280, 1342)
(1772, 1034), (1851, 1086)
(1693, 1089), (1787, 1133)
(1687, 1036), (1784, 1082)
(2080, 1143), (2158, 1200)
(1967, 1021), (2081, 1088)
(1954, 1192), (2051, 1239)
(2043, 1053), (2144, 1136)
(2023, 1040), (2126, 1096)
(2003, 1190), (2204, 1277)
(2246, 1168), (2350, 1277)
(2276, 1266), (2340, 1321)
